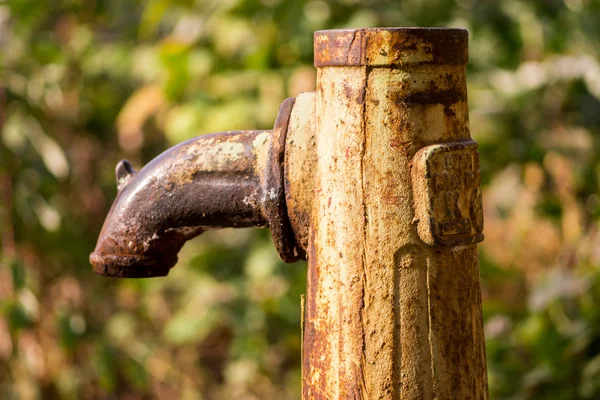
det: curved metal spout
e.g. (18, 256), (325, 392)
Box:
(90, 129), (273, 277)
(90, 98), (302, 278)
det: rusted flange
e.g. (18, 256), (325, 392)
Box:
(263, 97), (304, 263)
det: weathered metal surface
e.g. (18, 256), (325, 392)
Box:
(90, 99), (299, 277)
(303, 28), (488, 399)
(263, 97), (304, 263)
(412, 140), (484, 247)
(284, 92), (316, 255)
(90, 129), (272, 277)
(314, 28), (468, 67)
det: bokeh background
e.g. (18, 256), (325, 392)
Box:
(1, 0), (600, 398)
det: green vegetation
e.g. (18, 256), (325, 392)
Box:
(1, 0), (600, 398)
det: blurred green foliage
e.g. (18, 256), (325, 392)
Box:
(1, 0), (600, 398)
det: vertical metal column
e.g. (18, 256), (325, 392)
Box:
(303, 28), (487, 399)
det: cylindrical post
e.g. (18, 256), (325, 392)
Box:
(303, 28), (487, 399)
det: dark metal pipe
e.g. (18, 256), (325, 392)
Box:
(90, 129), (272, 278)
(90, 98), (300, 278)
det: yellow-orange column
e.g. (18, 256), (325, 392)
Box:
(303, 28), (488, 400)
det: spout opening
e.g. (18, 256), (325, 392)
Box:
(90, 252), (177, 278)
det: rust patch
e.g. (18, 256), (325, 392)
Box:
(444, 107), (456, 117)
(389, 138), (410, 151)
(343, 82), (366, 105)
(385, 29), (468, 65)
(382, 195), (405, 204)
(343, 82), (354, 99)
(391, 88), (466, 108)
(314, 29), (364, 67)
(303, 228), (334, 400)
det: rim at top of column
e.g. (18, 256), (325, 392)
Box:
(314, 27), (468, 67)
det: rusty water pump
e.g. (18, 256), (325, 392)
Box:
(91, 28), (488, 399)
